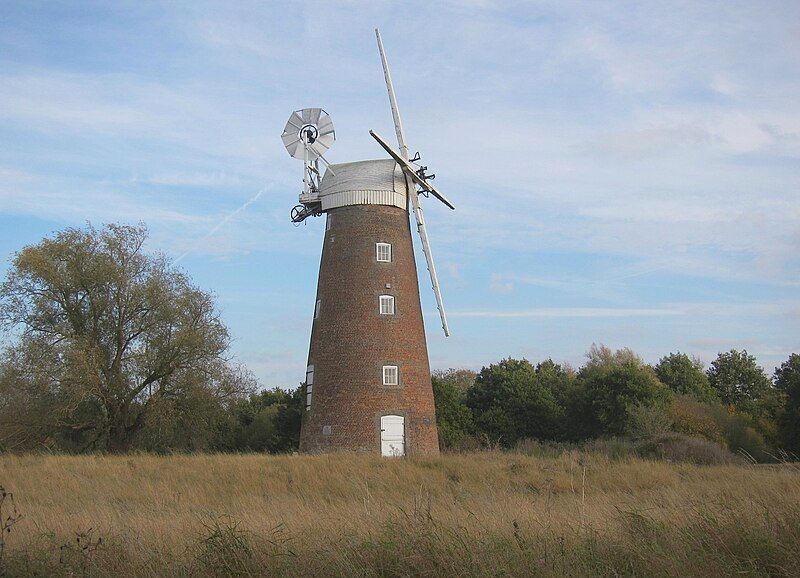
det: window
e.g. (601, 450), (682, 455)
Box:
(326, 214), (333, 231)
(379, 295), (395, 315)
(305, 365), (314, 410)
(382, 365), (399, 386)
(314, 299), (321, 319)
(376, 242), (392, 262)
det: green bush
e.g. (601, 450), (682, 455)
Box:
(667, 395), (726, 445)
(709, 405), (770, 461)
(775, 353), (800, 454)
(664, 396), (770, 461)
(514, 438), (581, 458)
(432, 369), (476, 449)
(585, 437), (638, 460)
(627, 402), (674, 440)
(635, 433), (738, 465)
(214, 387), (303, 453)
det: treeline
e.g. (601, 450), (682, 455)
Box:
(0, 224), (798, 458)
(432, 346), (800, 461)
(4, 345), (798, 459)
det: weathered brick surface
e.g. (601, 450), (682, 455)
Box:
(299, 203), (440, 456)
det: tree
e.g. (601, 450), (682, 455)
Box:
(466, 358), (569, 446)
(655, 352), (718, 403)
(534, 358), (578, 412)
(573, 345), (671, 438)
(0, 224), (253, 453)
(431, 369), (475, 449)
(224, 386), (303, 453)
(707, 350), (781, 421)
(133, 365), (254, 453)
(775, 353), (800, 454)
(0, 339), (64, 451)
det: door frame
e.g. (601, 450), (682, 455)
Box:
(377, 411), (407, 457)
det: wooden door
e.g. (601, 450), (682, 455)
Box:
(380, 415), (405, 457)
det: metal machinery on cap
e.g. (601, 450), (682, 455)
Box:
(281, 108), (336, 223)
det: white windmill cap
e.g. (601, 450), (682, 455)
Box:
(318, 159), (409, 212)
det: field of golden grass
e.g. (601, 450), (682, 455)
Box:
(1, 451), (799, 577)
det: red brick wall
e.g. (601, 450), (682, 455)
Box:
(299, 203), (440, 456)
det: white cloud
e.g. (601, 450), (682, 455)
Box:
(710, 74), (741, 97)
(489, 273), (514, 294)
(135, 171), (249, 188)
(450, 307), (684, 319)
(587, 125), (715, 158)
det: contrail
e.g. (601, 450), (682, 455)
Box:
(174, 186), (268, 264)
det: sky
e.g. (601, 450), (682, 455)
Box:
(1, 1), (798, 387)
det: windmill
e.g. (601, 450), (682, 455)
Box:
(281, 30), (454, 456)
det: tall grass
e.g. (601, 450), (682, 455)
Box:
(0, 452), (798, 576)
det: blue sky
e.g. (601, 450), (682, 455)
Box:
(1, 1), (798, 387)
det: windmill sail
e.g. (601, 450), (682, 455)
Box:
(375, 29), (452, 337)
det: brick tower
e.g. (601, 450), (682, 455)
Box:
(281, 31), (453, 456)
(298, 160), (439, 455)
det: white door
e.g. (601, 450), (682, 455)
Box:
(380, 415), (405, 457)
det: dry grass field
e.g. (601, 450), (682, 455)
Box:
(1, 452), (799, 577)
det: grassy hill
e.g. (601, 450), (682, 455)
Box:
(1, 451), (799, 577)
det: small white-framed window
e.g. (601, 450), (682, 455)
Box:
(379, 295), (395, 315)
(326, 215), (333, 231)
(305, 365), (315, 410)
(314, 299), (321, 319)
(376, 242), (392, 262)
(382, 365), (399, 386)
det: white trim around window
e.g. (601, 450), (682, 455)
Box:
(379, 295), (395, 315)
(382, 365), (399, 386)
(376, 242), (392, 262)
